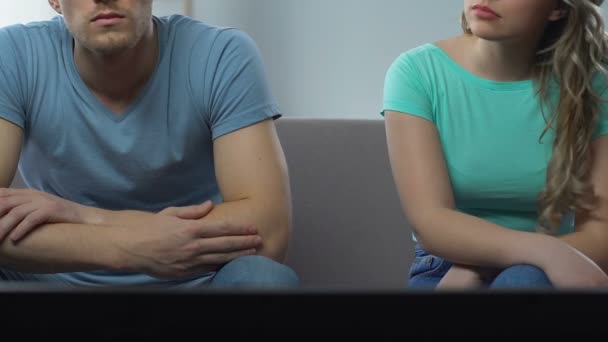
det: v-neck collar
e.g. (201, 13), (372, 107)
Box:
(62, 16), (166, 123)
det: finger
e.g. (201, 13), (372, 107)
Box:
(0, 195), (32, 217)
(9, 209), (50, 242)
(194, 235), (263, 255)
(0, 188), (30, 197)
(158, 206), (177, 216)
(196, 220), (258, 238)
(0, 203), (38, 241)
(0, 188), (18, 198)
(175, 201), (214, 220)
(158, 207), (177, 216)
(196, 248), (258, 266)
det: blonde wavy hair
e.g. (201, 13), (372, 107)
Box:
(461, 0), (608, 233)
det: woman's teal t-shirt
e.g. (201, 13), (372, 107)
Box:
(382, 43), (608, 234)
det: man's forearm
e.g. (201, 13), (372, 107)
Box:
(82, 199), (290, 262)
(80, 206), (156, 227)
(0, 222), (124, 274)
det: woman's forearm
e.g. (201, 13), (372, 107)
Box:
(414, 208), (558, 270)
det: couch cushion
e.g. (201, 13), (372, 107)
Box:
(276, 118), (414, 289)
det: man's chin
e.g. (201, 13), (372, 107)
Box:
(84, 35), (136, 55)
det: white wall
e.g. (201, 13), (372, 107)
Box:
(0, 1), (57, 27)
(153, 0), (190, 17)
(0, 0), (188, 28)
(193, 0), (608, 119)
(3, 1), (608, 120)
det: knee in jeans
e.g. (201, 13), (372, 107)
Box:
(491, 264), (552, 288)
(502, 265), (546, 279)
(213, 256), (300, 288)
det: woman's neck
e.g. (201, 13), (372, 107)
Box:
(436, 34), (543, 83)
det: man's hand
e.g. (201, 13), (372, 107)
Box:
(117, 210), (263, 279)
(0, 188), (86, 242)
(0, 186), (219, 243)
(0, 191), (262, 278)
(158, 201), (215, 220)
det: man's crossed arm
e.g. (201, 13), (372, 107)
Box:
(0, 118), (291, 278)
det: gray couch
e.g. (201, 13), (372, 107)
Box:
(10, 118), (415, 289)
(277, 118), (414, 289)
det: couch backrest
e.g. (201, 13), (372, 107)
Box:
(276, 118), (414, 289)
(9, 118), (416, 289)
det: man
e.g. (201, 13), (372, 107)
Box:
(0, 0), (299, 288)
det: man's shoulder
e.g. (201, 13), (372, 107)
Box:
(0, 16), (64, 53)
(0, 16), (64, 38)
(158, 15), (255, 53)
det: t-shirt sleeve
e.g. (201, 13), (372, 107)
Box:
(381, 52), (434, 122)
(198, 29), (281, 140)
(593, 70), (608, 139)
(0, 28), (26, 129)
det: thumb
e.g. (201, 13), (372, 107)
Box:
(173, 201), (214, 220)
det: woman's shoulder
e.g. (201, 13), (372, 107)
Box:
(393, 42), (440, 64)
(391, 35), (464, 69)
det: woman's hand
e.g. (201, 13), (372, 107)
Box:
(539, 239), (608, 289)
(437, 264), (497, 290)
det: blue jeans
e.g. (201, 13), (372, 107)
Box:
(209, 255), (300, 288)
(408, 244), (553, 289)
(0, 256), (300, 289)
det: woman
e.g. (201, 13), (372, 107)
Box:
(383, 0), (608, 289)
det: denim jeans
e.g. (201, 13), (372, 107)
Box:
(208, 255), (300, 288)
(0, 255), (300, 289)
(408, 243), (553, 289)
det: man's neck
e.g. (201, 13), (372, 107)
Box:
(73, 21), (158, 113)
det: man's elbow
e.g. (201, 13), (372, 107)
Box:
(260, 220), (291, 263)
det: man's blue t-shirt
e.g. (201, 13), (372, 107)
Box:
(0, 15), (281, 286)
